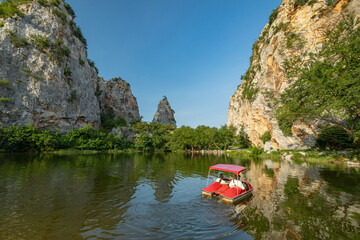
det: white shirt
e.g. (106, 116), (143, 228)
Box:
(229, 179), (245, 190)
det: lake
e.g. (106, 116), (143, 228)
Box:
(0, 153), (359, 239)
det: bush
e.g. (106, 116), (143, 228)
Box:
(278, 118), (293, 136)
(38, 0), (48, 7)
(251, 146), (264, 156)
(8, 30), (28, 48)
(268, 7), (279, 26)
(31, 34), (50, 51)
(100, 109), (128, 131)
(64, 3), (75, 18)
(0, 1), (24, 19)
(315, 126), (354, 150)
(261, 131), (272, 144)
(52, 8), (67, 24)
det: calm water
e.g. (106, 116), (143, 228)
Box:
(0, 153), (359, 240)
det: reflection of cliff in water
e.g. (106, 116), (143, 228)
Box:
(236, 158), (360, 239)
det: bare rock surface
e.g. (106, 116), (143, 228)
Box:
(152, 97), (176, 127)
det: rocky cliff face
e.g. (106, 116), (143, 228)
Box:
(152, 97), (176, 127)
(0, 0), (140, 130)
(228, 0), (360, 149)
(98, 77), (141, 123)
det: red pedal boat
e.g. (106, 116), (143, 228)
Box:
(201, 164), (253, 203)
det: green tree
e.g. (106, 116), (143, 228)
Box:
(277, 17), (360, 145)
(215, 125), (236, 150)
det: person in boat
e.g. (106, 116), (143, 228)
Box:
(229, 175), (245, 190)
(215, 173), (228, 185)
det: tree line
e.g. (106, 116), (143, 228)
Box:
(0, 123), (251, 153)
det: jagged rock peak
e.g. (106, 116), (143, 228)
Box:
(97, 77), (141, 123)
(152, 96), (176, 127)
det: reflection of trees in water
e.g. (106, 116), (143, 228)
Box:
(236, 159), (360, 239)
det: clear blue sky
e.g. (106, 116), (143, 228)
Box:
(67, 0), (282, 128)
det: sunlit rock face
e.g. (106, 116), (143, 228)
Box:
(227, 0), (360, 149)
(0, 1), (140, 131)
(152, 97), (177, 127)
(0, 1), (100, 130)
(98, 77), (141, 123)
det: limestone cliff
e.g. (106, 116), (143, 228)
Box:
(97, 77), (141, 123)
(152, 96), (176, 127)
(228, 0), (360, 149)
(0, 0), (140, 130)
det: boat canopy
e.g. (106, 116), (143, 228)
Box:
(209, 164), (246, 176)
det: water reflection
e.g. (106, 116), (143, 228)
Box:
(0, 153), (359, 239)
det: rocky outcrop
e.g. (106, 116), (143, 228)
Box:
(0, 1), (140, 131)
(228, 0), (360, 149)
(97, 77), (141, 123)
(152, 96), (176, 127)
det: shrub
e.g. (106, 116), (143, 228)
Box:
(88, 59), (99, 74)
(278, 118), (293, 136)
(8, 30), (28, 48)
(0, 21), (5, 28)
(236, 126), (250, 148)
(64, 3), (75, 18)
(315, 126), (354, 150)
(268, 7), (279, 26)
(67, 90), (77, 102)
(261, 131), (272, 144)
(38, 0), (48, 7)
(31, 34), (50, 51)
(49, 0), (60, 7)
(100, 109), (128, 131)
(64, 67), (71, 76)
(251, 146), (264, 156)
(0, 1), (24, 19)
(52, 8), (67, 24)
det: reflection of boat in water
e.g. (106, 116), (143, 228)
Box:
(201, 164), (253, 204)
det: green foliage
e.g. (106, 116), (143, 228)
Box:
(52, 8), (67, 24)
(64, 3), (75, 18)
(294, 0), (316, 8)
(278, 118), (293, 136)
(235, 126), (250, 148)
(37, 0), (47, 7)
(261, 131), (272, 144)
(315, 126), (354, 150)
(23, 68), (44, 82)
(132, 122), (174, 151)
(67, 90), (77, 103)
(277, 17), (360, 144)
(285, 33), (305, 49)
(49, 0), (60, 7)
(8, 30), (28, 48)
(100, 109), (128, 131)
(250, 146), (264, 156)
(88, 59), (98, 73)
(0, 1), (25, 19)
(0, 78), (10, 84)
(70, 21), (87, 48)
(272, 21), (290, 36)
(31, 34), (50, 51)
(327, 0), (334, 6)
(268, 7), (279, 26)
(0, 125), (132, 152)
(0, 21), (5, 28)
(0, 97), (11, 102)
(64, 66), (71, 76)
(51, 40), (70, 60)
(79, 57), (85, 66)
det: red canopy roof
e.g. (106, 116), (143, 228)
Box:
(209, 164), (246, 176)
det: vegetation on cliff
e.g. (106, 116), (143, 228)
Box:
(277, 17), (360, 146)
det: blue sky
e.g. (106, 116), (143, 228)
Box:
(67, 0), (282, 128)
